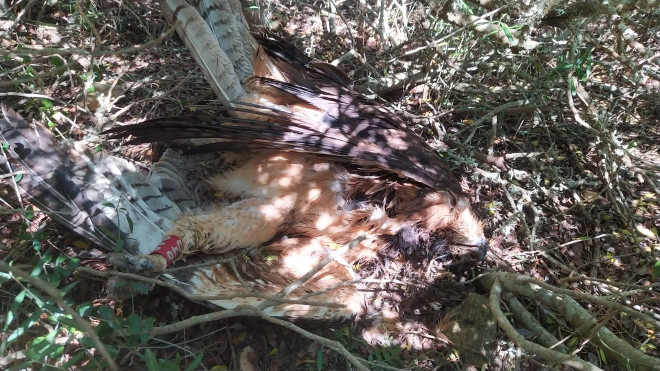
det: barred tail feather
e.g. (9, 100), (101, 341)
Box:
(192, 0), (254, 81)
(0, 106), (183, 255)
(161, 0), (247, 102)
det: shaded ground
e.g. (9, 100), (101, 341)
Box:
(1, 0), (659, 370)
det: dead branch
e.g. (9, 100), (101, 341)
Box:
(138, 305), (371, 371)
(481, 271), (660, 371)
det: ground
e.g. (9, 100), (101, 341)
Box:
(0, 1), (659, 370)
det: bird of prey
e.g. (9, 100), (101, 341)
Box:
(0, 0), (486, 319)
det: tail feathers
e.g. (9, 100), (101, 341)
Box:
(123, 171), (181, 223)
(0, 106), (180, 255)
(88, 154), (175, 252)
(161, 0), (247, 102)
(160, 1), (352, 98)
(150, 149), (207, 210)
(0, 106), (120, 250)
(189, 0), (255, 81)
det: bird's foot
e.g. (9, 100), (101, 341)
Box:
(106, 253), (166, 299)
(106, 235), (182, 298)
(108, 235), (182, 274)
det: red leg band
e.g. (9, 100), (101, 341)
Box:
(150, 235), (182, 264)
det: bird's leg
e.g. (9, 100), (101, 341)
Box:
(110, 151), (303, 275)
(165, 196), (293, 255)
(109, 196), (293, 273)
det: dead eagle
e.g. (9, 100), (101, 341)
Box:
(0, 0), (486, 320)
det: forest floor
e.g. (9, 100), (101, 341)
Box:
(1, 1), (659, 370)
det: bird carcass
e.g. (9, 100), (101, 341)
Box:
(0, 0), (487, 320)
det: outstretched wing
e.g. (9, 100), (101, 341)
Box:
(149, 1), (465, 197)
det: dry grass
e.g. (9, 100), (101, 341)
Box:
(1, 0), (659, 369)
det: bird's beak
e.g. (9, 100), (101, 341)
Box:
(474, 238), (489, 261)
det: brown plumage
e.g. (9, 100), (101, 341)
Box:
(102, 32), (486, 318)
(0, 0), (486, 320)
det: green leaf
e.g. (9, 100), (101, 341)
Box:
(60, 280), (79, 294)
(598, 348), (607, 363)
(143, 348), (159, 371)
(55, 254), (67, 266)
(184, 351), (205, 371)
(25, 205), (34, 220)
(96, 320), (114, 337)
(50, 56), (64, 67)
(126, 215), (134, 233)
(142, 316), (154, 332)
(97, 305), (115, 321)
(40, 98), (53, 110)
(77, 303), (92, 317)
(78, 335), (96, 348)
(129, 281), (151, 295)
(316, 349), (323, 371)
(499, 22), (514, 43)
(114, 237), (125, 251)
(57, 315), (83, 330)
(4, 291), (26, 330)
(60, 350), (86, 368)
(28, 335), (56, 360)
(0, 270), (10, 284)
(569, 79), (577, 96)
(47, 273), (60, 287)
(583, 48), (592, 80)
(45, 326), (59, 343)
(126, 313), (143, 336)
(653, 261), (660, 280)
(7, 309), (42, 343)
(13, 173), (23, 182)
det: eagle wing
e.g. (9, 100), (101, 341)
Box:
(104, 81), (465, 197)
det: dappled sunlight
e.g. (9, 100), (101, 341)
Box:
(4, 0), (660, 369)
(314, 212), (338, 230)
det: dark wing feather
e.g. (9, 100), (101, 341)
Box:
(105, 29), (465, 198)
(252, 33), (354, 89)
(104, 88), (464, 197)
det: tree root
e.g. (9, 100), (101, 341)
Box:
(480, 271), (660, 371)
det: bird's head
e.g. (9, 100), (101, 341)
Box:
(407, 191), (488, 273)
(446, 199), (488, 271)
